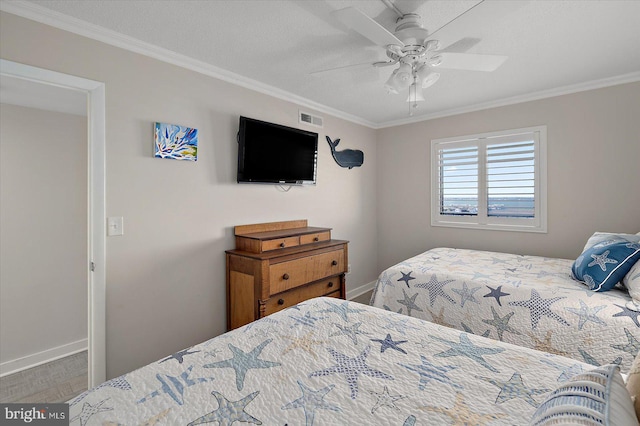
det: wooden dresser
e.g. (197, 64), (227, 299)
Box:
(226, 220), (348, 330)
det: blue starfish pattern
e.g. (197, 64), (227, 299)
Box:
(415, 274), (455, 306)
(371, 333), (408, 354)
(461, 322), (491, 338)
(564, 300), (607, 330)
(70, 399), (113, 426)
(160, 347), (200, 364)
(369, 385), (406, 413)
(243, 317), (278, 332)
(204, 339), (281, 391)
(137, 366), (215, 406)
(508, 289), (570, 329)
(320, 300), (365, 322)
(289, 311), (327, 328)
(399, 355), (461, 391)
(397, 271), (416, 288)
(477, 372), (550, 407)
(382, 316), (419, 335)
(376, 270), (396, 293)
(612, 328), (640, 356)
(484, 285), (510, 306)
(331, 322), (369, 345)
(397, 288), (423, 316)
(482, 306), (521, 341)
(578, 348), (622, 367)
(539, 358), (585, 382)
(588, 250), (618, 271)
(613, 303), (640, 327)
(281, 380), (341, 426)
(310, 346), (393, 399)
(188, 391), (261, 426)
(404, 415), (417, 426)
(432, 333), (504, 373)
(69, 374), (131, 406)
(451, 282), (481, 307)
(471, 272), (492, 281)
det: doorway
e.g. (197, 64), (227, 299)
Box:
(0, 59), (105, 396)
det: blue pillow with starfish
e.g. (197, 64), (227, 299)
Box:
(571, 237), (640, 291)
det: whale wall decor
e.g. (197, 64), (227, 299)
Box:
(326, 136), (364, 169)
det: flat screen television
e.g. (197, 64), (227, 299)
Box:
(237, 116), (318, 185)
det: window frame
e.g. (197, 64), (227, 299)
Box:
(430, 125), (547, 233)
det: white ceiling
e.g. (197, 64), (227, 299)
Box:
(7, 0), (640, 127)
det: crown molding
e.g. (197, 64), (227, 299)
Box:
(0, 1), (377, 129)
(376, 71), (640, 129)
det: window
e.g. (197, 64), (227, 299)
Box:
(431, 126), (547, 232)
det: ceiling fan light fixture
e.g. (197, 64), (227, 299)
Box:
(395, 62), (413, 84)
(406, 82), (425, 103)
(384, 69), (409, 94)
(424, 39), (440, 52)
(428, 54), (443, 67)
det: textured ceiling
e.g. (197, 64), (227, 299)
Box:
(10, 0), (640, 127)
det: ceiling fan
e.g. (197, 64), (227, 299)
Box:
(326, 1), (515, 111)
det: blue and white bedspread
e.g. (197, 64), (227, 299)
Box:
(370, 247), (639, 373)
(69, 297), (593, 425)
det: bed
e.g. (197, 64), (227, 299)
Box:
(68, 297), (637, 425)
(370, 246), (640, 374)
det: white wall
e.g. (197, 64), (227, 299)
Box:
(377, 82), (640, 269)
(0, 11), (378, 378)
(0, 104), (87, 369)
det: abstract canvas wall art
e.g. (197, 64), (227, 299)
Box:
(154, 122), (198, 161)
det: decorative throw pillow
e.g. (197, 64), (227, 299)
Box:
(627, 351), (640, 421)
(572, 238), (640, 292)
(626, 261), (640, 310)
(529, 364), (638, 426)
(582, 232), (640, 252)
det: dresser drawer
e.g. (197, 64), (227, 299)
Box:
(261, 236), (300, 252)
(269, 249), (345, 295)
(300, 231), (331, 245)
(264, 278), (341, 315)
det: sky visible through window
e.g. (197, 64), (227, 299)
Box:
(440, 141), (535, 218)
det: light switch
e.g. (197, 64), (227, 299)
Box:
(107, 217), (124, 236)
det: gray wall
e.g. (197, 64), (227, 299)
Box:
(0, 11), (379, 378)
(0, 104), (87, 365)
(377, 82), (640, 269)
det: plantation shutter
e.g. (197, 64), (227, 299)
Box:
(432, 126), (545, 232)
(486, 137), (536, 218)
(436, 143), (479, 216)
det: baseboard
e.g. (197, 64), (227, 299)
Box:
(0, 339), (88, 377)
(346, 280), (377, 300)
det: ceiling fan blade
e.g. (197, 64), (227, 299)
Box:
(429, 1), (528, 50)
(437, 52), (507, 72)
(331, 7), (403, 47)
(309, 61), (374, 76)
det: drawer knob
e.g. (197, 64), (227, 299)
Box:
(280, 242), (286, 248)
(328, 281), (334, 288)
(314, 237), (319, 241)
(278, 298), (285, 305)
(331, 260), (338, 266)
(283, 273), (290, 280)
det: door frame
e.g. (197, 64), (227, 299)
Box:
(0, 59), (106, 387)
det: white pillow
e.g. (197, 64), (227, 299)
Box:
(529, 364), (638, 426)
(583, 232), (640, 252)
(626, 261), (640, 308)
